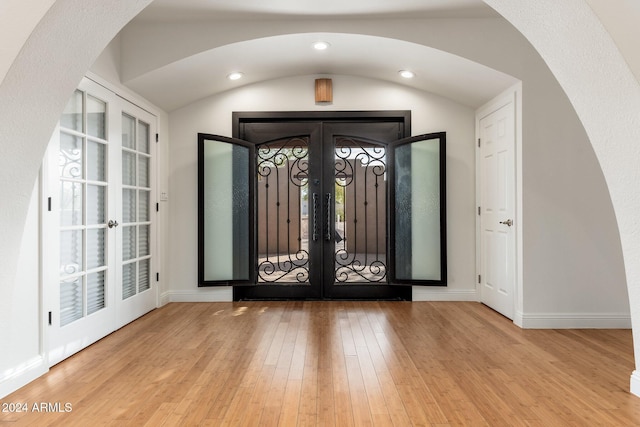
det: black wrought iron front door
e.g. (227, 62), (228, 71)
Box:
(233, 119), (411, 300)
(199, 114), (446, 300)
(321, 123), (410, 299)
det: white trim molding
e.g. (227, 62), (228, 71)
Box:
(631, 371), (640, 398)
(517, 311), (632, 329)
(0, 355), (48, 399)
(161, 288), (233, 303)
(412, 287), (479, 302)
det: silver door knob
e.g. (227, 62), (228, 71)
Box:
(499, 219), (513, 227)
(108, 219), (119, 228)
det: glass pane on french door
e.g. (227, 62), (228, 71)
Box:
(58, 89), (108, 326)
(121, 113), (152, 299)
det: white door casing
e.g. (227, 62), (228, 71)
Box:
(477, 89), (518, 320)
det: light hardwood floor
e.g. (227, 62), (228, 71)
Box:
(2, 301), (640, 426)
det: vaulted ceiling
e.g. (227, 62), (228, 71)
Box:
(119, 0), (518, 111)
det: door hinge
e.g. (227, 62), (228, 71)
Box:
(156, 202), (159, 212)
(478, 275), (481, 284)
(155, 133), (159, 143)
(48, 311), (52, 326)
(47, 197), (52, 212)
(156, 272), (160, 282)
(478, 206), (481, 216)
(478, 138), (481, 147)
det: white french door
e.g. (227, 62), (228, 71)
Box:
(116, 106), (157, 327)
(46, 78), (157, 366)
(478, 96), (516, 319)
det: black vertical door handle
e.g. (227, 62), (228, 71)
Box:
(312, 193), (318, 242)
(325, 193), (332, 241)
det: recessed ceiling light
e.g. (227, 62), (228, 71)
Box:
(227, 72), (243, 81)
(313, 41), (330, 51)
(399, 70), (415, 79)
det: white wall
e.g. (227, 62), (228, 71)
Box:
(519, 59), (630, 325)
(585, 0), (640, 84)
(0, 178), (47, 397)
(167, 74), (477, 301)
(0, 0), (55, 84)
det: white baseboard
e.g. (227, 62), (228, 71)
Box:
(412, 287), (479, 301)
(518, 312), (632, 329)
(0, 355), (48, 399)
(161, 288), (233, 303)
(513, 310), (525, 328)
(631, 371), (640, 398)
(163, 288), (479, 303)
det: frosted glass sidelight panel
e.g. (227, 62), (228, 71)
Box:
(60, 230), (83, 276)
(60, 276), (83, 326)
(122, 189), (136, 223)
(87, 271), (106, 315)
(61, 89), (83, 132)
(87, 95), (106, 139)
(122, 226), (136, 261)
(122, 113), (136, 149)
(60, 132), (83, 179)
(139, 225), (150, 257)
(87, 140), (106, 182)
(203, 139), (250, 281)
(87, 184), (106, 225)
(410, 139), (441, 280)
(138, 190), (150, 222)
(394, 136), (443, 282)
(122, 151), (136, 186)
(138, 121), (150, 154)
(138, 156), (149, 188)
(122, 262), (136, 300)
(139, 259), (150, 292)
(86, 228), (105, 270)
(60, 181), (83, 227)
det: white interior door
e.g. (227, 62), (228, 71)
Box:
(46, 79), (117, 365)
(46, 78), (157, 366)
(478, 98), (515, 319)
(116, 107), (157, 328)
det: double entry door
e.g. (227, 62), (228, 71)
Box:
(45, 78), (157, 365)
(199, 114), (447, 300)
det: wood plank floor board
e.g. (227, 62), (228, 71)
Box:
(2, 301), (640, 426)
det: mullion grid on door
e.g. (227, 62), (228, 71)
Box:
(121, 113), (152, 299)
(59, 89), (108, 326)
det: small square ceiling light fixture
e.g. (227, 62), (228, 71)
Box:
(315, 78), (333, 103)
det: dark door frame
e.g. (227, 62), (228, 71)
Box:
(233, 110), (412, 301)
(232, 110), (411, 137)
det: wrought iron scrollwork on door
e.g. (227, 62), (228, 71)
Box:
(256, 138), (311, 283)
(333, 137), (388, 283)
